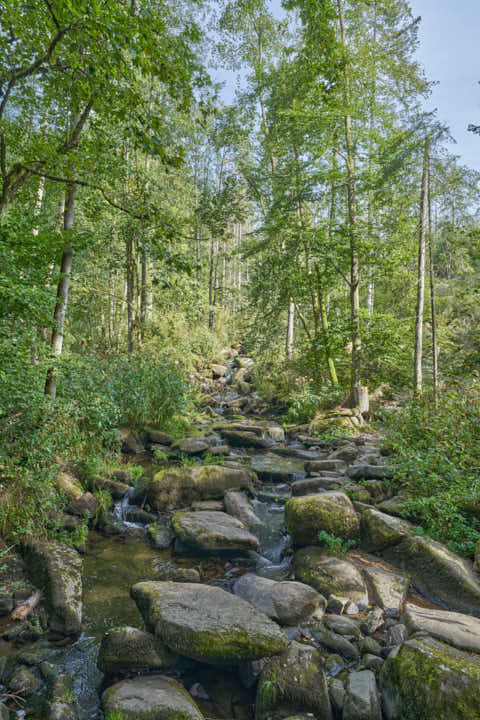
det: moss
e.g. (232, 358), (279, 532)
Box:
(285, 493), (359, 547)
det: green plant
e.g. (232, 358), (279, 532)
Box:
(93, 490), (113, 528)
(203, 452), (224, 466)
(317, 530), (357, 557)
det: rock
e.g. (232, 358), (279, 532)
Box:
(125, 508), (157, 524)
(172, 511), (260, 553)
(224, 491), (260, 527)
(376, 493), (408, 517)
(343, 670), (381, 720)
(154, 564), (200, 582)
(67, 490), (98, 519)
(286, 492), (359, 547)
(380, 635), (480, 720)
(329, 446), (360, 463)
(363, 654), (384, 673)
(385, 623), (408, 647)
(222, 430), (273, 449)
(361, 508), (412, 551)
(148, 465), (254, 511)
(329, 678), (345, 714)
(56, 471), (83, 502)
(324, 614), (362, 638)
(293, 547), (368, 609)
(312, 626), (360, 659)
(327, 595), (348, 614)
(94, 477), (129, 499)
(144, 428), (175, 445)
(118, 428), (145, 454)
(385, 535), (480, 616)
(191, 500), (224, 511)
(292, 476), (343, 496)
(256, 641), (332, 720)
(131, 582), (288, 664)
(265, 425), (285, 442)
(102, 675), (204, 720)
(212, 364), (228, 378)
(97, 626), (177, 673)
(304, 460), (346, 475)
(147, 522), (174, 549)
(22, 539), (82, 635)
(0, 593), (14, 616)
(233, 574), (326, 625)
(235, 356), (254, 368)
(173, 438), (209, 455)
(403, 603), (480, 654)
(362, 566), (409, 618)
(347, 465), (393, 480)
(47, 675), (77, 720)
(360, 636), (382, 656)
(8, 665), (39, 696)
(208, 445), (230, 455)
(361, 607), (385, 635)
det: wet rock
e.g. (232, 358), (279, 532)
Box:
(286, 492), (360, 546)
(328, 677), (345, 714)
(361, 508), (413, 551)
(385, 623), (408, 647)
(403, 603), (480, 654)
(362, 566), (409, 618)
(125, 508), (157, 524)
(233, 574), (326, 625)
(385, 535), (480, 616)
(130, 476), (150, 504)
(380, 636), (480, 720)
(154, 564), (200, 582)
(347, 465), (393, 480)
(47, 674), (78, 720)
(97, 626), (177, 673)
(131, 581), (288, 664)
(265, 425), (285, 442)
(343, 670), (381, 720)
(147, 522), (174, 549)
(293, 547), (368, 609)
(304, 459), (346, 475)
(256, 641), (332, 720)
(172, 511), (260, 553)
(224, 491), (260, 527)
(222, 430), (273, 449)
(94, 477), (129, 499)
(148, 465), (254, 511)
(173, 438), (209, 455)
(324, 614), (362, 639)
(292, 476), (343, 496)
(361, 607), (384, 635)
(102, 675), (204, 720)
(312, 626), (360, 659)
(22, 539), (82, 635)
(208, 444), (230, 455)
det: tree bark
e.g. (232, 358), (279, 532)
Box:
(126, 232), (135, 354)
(44, 182), (76, 398)
(413, 137), (430, 395)
(286, 300), (295, 360)
(428, 162), (438, 403)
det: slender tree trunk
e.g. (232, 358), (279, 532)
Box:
(208, 237), (215, 329)
(286, 300), (295, 360)
(428, 165), (438, 403)
(126, 232), (135, 354)
(108, 270), (116, 348)
(44, 182), (76, 398)
(413, 137), (430, 395)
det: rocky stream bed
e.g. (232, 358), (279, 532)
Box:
(1, 352), (480, 720)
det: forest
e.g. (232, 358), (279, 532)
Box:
(0, 1), (479, 719)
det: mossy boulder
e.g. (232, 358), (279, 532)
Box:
(255, 641), (332, 720)
(361, 508), (413, 552)
(293, 546), (368, 609)
(97, 626), (177, 673)
(285, 491), (360, 547)
(380, 635), (480, 719)
(22, 539), (82, 635)
(148, 465), (255, 511)
(385, 535), (480, 616)
(222, 430), (273, 449)
(146, 522), (174, 549)
(172, 510), (260, 553)
(47, 674), (77, 720)
(102, 675), (204, 720)
(131, 581), (288, 664)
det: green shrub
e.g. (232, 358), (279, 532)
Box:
(317, 530), (357, 557)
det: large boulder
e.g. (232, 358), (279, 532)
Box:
(403, 604), (480, 654)
(385, 535), (480, 616)
(171, 511), (260, 553)
(343, 670), (381, 720)
(304, 459), (346, 475)
(22, 539), (82, 635)
(285, 492), (360, 546)
(380, 636), (480, 720)
(222, 430), (273, 449)
(256, 641), (332, 720)
(131, 582), (288, 664)
(293, 547), (368, 609)
(173, 438), (209, 456)
(362, 567), (408, 618)
(224, 491), (260, 527)
(97, 626), (177, 673)
(57, 471), (97, 519)
(361, 508), (412, 551)
(347, 465), (393, 480)
(102, 675), (204, 720)
(148, 465), (255, 511)
(233, 574), (326, 625)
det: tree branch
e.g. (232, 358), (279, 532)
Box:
(43, 0), (60, 29)
(59, 99), (95, 154)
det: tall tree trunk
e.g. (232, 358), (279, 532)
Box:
(413, 137), (430, 395)
(208, 237), (215, 329)
(44, 182), (76, 398)
(428, 163), (438, 403)
(126, 232), (135, 354)
(286, 300), (295, 360)
(337, 0), (361, 391)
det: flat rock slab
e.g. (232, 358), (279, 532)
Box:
(362, 566), (409, 618)
(97, 626), (176, 673)
(292, 477), (343, 496)
(343, 670), (381, 720)
(233, 573), (326, 625)
(305, 459), (346, 475)
(131, 582), (288, 664)
(102, 675), (204, 720)
(361, 508), (413, 552)
(222, 430), (273, 449)
(172, 511), (260, 553)
(403, 604), (480, 654)
(347, 465), (393, 480)
(293, 547), (369, 609)
(173, 438), (209, 455)
(286, 491), (360, 546)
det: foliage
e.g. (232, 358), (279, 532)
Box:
(383, 385), (480, 556)
(317, 530), (357, 557)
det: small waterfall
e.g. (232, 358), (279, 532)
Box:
(113, 487), (144, 529)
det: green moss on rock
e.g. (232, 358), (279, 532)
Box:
(285, 492), (359, 547)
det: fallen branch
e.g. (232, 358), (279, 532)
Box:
(9, 589), (42, 621)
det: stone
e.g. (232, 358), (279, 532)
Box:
(256, 641), (332, 720)
(8, 665), (39, 696)
(265, 425), (285, 442)
(67, 490), (98, 519)
(172, 511), (260, 553)
(343, 670), (381, 720)
(312, 626), (360, 659)
(97, 626), (176, 673)
(361, 607), (385, 635)
(144, 428), (175, 445)
(154, 564), (200, 582)
(0, 593), (14, 616)
(147, 522), (174, 549)
(385, 535), (480, 616)
(385, 623), (408, 647)
(304, 460), (346, 475)
(324, 614), (362, 639)
(95, 477), (129, 499)
(360, 637), (382, 657)
(347, 465), (393, 480)
(224, 491), (260, 527)
(118, 428), (145, 454)
(102, 675), (204, 720)
(293, 547), (368, 609)
(56, 471), (83, 502)
(47, 675), (77, 720)
(362, 566), (409, 618)
(233, 574), (326, 626)
(125, 508), (157, 524)
(329, 678), (345, 713)
(173, 438), (209, 455)
(131, 582), (288, 664)
(285, 492), (360, 546)
(22, 539), (82, 635)
(363, 654), (384, 673)
(222, 430), (273, 449)
(191, 500), (224, 511)
(327, 595), (348, 614)
(292, 477), (343, 496)
(148, 465), (254, 511)
(380, 635), (480, 720)
(361, 508), (412, 551)
(403, 603), (480, 654)
(212, 364), (228, 377)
